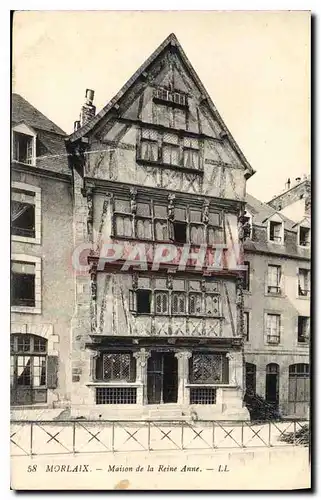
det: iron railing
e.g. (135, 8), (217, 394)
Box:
(10, 418), (309, 457)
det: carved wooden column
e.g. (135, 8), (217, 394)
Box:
(175, 351), (192, 405)
(134, 348), (150, 405)
(89, 260), (98, 334)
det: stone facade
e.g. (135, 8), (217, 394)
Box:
(244, 193), (310, 418)
(11, 94), (74, 409)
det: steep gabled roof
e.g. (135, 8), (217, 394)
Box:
(246, 193), (296, 232)
(68, 33), (255, 178)
(12, 93), (66, 136)
(12, 93), (70, 176)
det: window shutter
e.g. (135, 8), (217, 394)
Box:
(222, 356), (229, 384)
(129, 290), (137, 312)
(47, 355), (58, 389)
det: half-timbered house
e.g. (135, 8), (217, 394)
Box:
(67, 33), (255, 420)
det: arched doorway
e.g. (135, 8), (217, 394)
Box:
(10, 334), (47, 405)
(245, 363), (256, 395)
(265, 363), (279, 407)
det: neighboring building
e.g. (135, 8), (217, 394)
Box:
(11, 94), (73, 409)
(66, 33), (255, 420)
(267, 175), (311, 223)
(243, 193), (310, 417)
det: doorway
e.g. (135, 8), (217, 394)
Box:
(147, 351), (178, 404)
(245, 363), (256, 395)
(265, 363), (279, 407)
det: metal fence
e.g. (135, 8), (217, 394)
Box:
(10, 419), (309, 457)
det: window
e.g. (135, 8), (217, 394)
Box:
(243, 261), (250, 291)
(11, 255), (41, 314)
(13, 131), (35, 165)
(266, 313), (281, 344)
(11, 261), (35, 307)
(299, 226), (310, 247)
(96, 387), (137, 405)
(136, 290), (151, 314)
(298, 316), (310, 343)
(113, 197), (224, 245)
(267, 265), (282, 294)
(153, 87), (187, 107)
(189, 353), (229, 384)
(137, 128), (201, 172)
(131, 277), (221, 318)
(269, 221), (283, 243)
(172, 292), (186, 315)
(183, 137), (200, 170)
(173, 221), (187, 243)
(245, 363), (256, 395)
(244, 311), (249, 341)
(95, 352), (136, 382)
(162, 133), (179, 166)
(155, 291), (169, 314)
(11, 189), (35, 238)
(189, 292), (203, 315)
(190, 387), (216, 404)
(298, 268), (310, 297)
(10, 334), (47, 405)
(11, 182), (41, 244)
(140, 129), (158, 162)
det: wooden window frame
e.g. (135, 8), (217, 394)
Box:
(95, 352), (136, 383)
(112, 196), (224, 246)
(11, 254), (42, 314)
(189, 352), (229, 385)
(11, 182), (41, 245)
(137, 127), (203, 173)
(131, 276), (222, 318)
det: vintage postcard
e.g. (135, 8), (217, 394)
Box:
(10, 10), (311, 490)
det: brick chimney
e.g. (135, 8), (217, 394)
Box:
(79, 89), (96, 127)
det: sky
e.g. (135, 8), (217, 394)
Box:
(12, 10), (310, 202)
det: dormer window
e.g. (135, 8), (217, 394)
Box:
(269, 221), (283, 244)
(153, 88), (187, 107)
(12, 123), (36, 166)
(299, 226), (310, 247)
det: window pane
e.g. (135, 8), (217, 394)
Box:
(190, 354), (225, 384)
(141, 140), (158, 162)
(102, 353), (132, 381)
(155, 220), (169, 241)
(136, 202), (151, 217)
(17, 356), (31, 386)
(11, 202), (35, 238)
(12, 272), (35, 307)
(115, 215), (133, 237)
(190, 225), (204, 245)
(172, 292), (186, 314)
(17, 335), (31, 352)
(114, 199), (130, 213)
(163, 144), (179, 165)
(136, 219), (152, 239)
(155, 292), (168, 314)
(183, 149), (199, 169)
(154, 205), (167, 218)
(189, 293), (202, 315)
